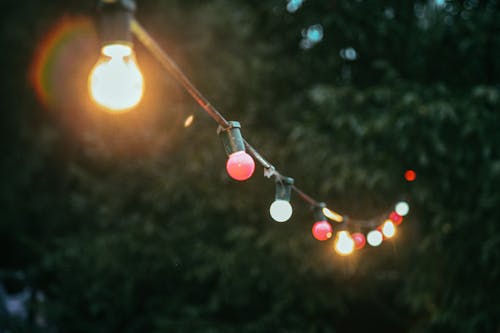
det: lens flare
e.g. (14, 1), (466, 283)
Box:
(89, 44), (144, 112)
(30, 16), (95, 109)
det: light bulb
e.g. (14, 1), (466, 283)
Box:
(351, 232), (366, 250)
(381, 220), (396, 238)
(226, 151), (255, 181)
(322, 207), (344, 223)
(389, 211), (403, 225)
(367, 230), (383, 247)
(312, 220), (333, 241)
(395, 201), (410, 216)
(334, 231), (355, 256)
(89, 44), (144, 112)
(270, 200), (293, 222)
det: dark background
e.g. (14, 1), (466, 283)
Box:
(1, 0), (499, 332)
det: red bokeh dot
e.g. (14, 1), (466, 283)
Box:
(389, 211), (403, 225)
(404, 170), (416, 182)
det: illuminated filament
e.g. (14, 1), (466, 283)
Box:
(89, 44), (144, 112)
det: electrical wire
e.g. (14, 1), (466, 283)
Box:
(130, 19), (399, 228)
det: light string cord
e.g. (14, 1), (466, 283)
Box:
(131, 19), (392, 228)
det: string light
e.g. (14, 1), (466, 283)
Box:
(381, 220), (396, 238)
(404, 169), (417, 182)
(334, 231), (355, 256)
(269, 177), (294, 222)
(312, 204), (333, 241)
(88, 0), (144, 111)
(351, 232), (366, 250)
(389, 211), (403, 225)
(322, 207), (344, 223)
(395, 201), (410, 216)
(87, 0), (413, 256)
(218, 122), (255, 181)
(367, 230), (383, 247)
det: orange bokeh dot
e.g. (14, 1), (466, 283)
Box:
(404, 170), (416, 182)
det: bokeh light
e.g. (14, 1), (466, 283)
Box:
(381, 220), (396, 238)
(367, 230), (383, 247)
(312, 220), (333, 241)
(352, 232), (366, 250)
(404, 169), (417, 182)
(334, 231), (355, 256)
(395, 201), (410, 216)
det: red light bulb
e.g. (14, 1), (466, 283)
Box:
(404, 170), (416, 182)
(226, 151), (255, 181)
(312, 220), (333, 241)
(351, 232), (366, 249)
(389, 211), (403, 225)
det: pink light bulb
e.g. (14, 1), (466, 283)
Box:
(351, 232), (366, 249)
(226, 151), (255, 181)
(312, 220), (333, 241)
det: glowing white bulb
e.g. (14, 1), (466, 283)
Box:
(269, 200), (293, 222)
(89, 44), (144, 112)
(334, 231), (355, 256)
(395, 201), (410, 216)
(381, 220), (396, 238)
(367, 230), (383, 247)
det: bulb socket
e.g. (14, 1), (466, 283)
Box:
(98, 0), (136, 47)
(313, 202), (327, 221)
(217, 121), (246, 156)
(275, 177), (294, 201)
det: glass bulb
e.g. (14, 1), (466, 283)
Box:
(226, 151), (255, 181)
(351, 232), (366, 250)
(89, 44), (144, 112)
(270, 200), (293, 222)
(312, 220), (333, 241)
(381, 220), (396, 238)
(367, 230), (383, 247)
(334, 231), (355, 256)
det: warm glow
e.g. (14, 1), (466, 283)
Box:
(89, 44), (144, 112)
(269, 200), (293, 222)
(381, 220), (396, 238)
(322, 207), (344, 223)
(351, 232), (366, 249)
(367, 230), (383, 247)
(334, 231), (355, 256)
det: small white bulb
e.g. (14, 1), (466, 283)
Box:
(395, 201), (410, 216)
(269, 200), (293, 222)
(367, 230), (383, 247)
